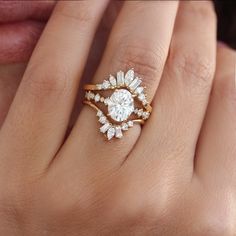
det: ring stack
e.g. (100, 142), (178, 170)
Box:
(83, 69), (152, 140)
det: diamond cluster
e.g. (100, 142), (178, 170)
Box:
(97, 110), (133, 140)
(84, 69), (151, 140)
(95, 69), (148, 106)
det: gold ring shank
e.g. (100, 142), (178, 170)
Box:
(83, 84), (99, 91)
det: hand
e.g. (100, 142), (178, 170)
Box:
(0, 1), (235, 235)
(0, 1), (121, 128)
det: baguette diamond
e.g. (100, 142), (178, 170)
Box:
(100, 123), (110, 133)
(129, 78), (142, 91)
(117, 71), (125, 86)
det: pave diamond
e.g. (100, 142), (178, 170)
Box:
(94, 94), (100, 102)
(97, 110), (103, 117)
(137, 109), (143, 117)
(138, 93), (146, 102)
(135, 86), (144, 94)
(142, 112), (150, 120)
(121, 123), (129, 131)
(102, 80), (110, 89)
(108, 89), (134, 122)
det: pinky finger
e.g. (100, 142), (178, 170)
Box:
(195, 44), (236, 185)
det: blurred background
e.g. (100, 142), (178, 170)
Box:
(214, 0), (236, 49)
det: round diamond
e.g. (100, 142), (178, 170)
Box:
(108, 89), (134, 122)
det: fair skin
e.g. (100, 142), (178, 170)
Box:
(0, 1), (236, 235)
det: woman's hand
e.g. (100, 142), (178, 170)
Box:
(0, 1), (235, 235)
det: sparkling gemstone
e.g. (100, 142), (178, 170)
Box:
(107, 127), (115, 140)
(99, 116), (107, 124)
(135, 86), (144, 94)
(117, 71), (125, 86)
(97, 110), (103, 117)
(100, 123), (110, 133)
(138, 93), (146, 102)
(121, 123), (129, 131)
(108, 89), (134, 122)
(104, 98), (111, 106)
(127, 120), (134, 127)
(125, 69), (134, 86)
(134, 108), (139, 114)
(115, 126), (123, 138)
(90, 93), (95, 99)
(94, 94), (100, 102)
(137, 109), (143, 117)
(129, 78), (142, 91)
(87, 91), (94, 100)
(142, 112), (150, 120)
(109, 75), (117, 87)
(102, 80), (110, 89)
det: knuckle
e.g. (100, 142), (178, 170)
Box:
(213, 74), (236, 111)
(186, 1), (216, 22)
(55, 2), (94, 24)
(113, 42), (166, 89)
(169, 50), (215, 92)
(103, 180), (175, 230)
(23, 62), (70, 102)
(196, 213), (235, 236)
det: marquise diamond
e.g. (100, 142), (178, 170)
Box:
(107, 127), (115, 140)
(125, 69), (134, 86)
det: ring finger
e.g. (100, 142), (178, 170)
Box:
(58, 1), (178, 169)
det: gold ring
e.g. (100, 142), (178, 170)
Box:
(83, 69), (152, 140)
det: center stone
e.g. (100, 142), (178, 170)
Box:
(108, 89), (134, 122)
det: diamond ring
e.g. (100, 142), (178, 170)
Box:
(83, 69), (152, 140)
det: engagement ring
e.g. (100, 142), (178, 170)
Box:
(83, 69), (152, 140)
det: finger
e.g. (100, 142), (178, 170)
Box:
(0, 64), (24, 127)
(195, 44), (236, 185)
(0, 1), (109, 173)
(129, 1), (217, 180)
(58, 1), (178, 169)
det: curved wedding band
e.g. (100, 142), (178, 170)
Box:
(83, 69), (152, 140)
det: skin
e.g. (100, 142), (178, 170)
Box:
(0, 1), (236, 235)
